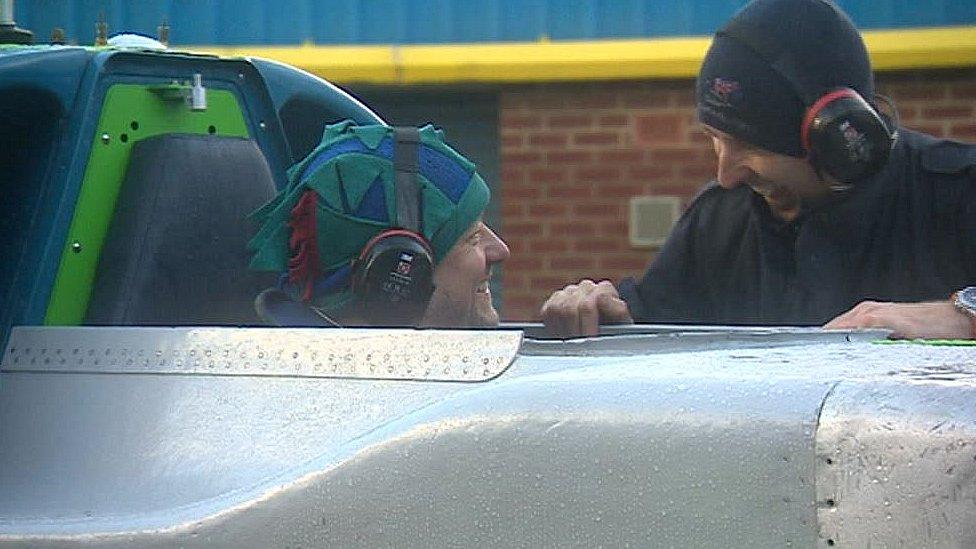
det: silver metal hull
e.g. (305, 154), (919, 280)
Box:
(2, 326), (973, 547)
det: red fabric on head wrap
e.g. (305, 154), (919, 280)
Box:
(287, 190), (321, 302)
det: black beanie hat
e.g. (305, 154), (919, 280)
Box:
(696, 0), (875, 157)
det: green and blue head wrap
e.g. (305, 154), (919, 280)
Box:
(248, 120), (490, 314)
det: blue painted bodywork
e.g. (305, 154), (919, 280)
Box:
(0, 46), (382, 349)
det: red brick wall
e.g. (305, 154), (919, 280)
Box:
(497, 69), (976, 321)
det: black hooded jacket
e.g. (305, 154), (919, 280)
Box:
(617, 129), (976, 325)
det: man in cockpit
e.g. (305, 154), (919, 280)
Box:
(248, 121), (510, 328)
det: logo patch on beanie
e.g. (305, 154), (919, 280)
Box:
(705, 77), (742, 109)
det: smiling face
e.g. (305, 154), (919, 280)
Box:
(702, 124), (835, 221)
(421, 219), (511, 328)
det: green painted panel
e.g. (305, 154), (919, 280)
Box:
(44, 84), (250, 325)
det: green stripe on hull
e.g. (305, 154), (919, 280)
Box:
(44, 84), (250, 325)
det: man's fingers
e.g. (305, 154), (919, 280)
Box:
(577, 294), (601, 337)
(824, 300), (971, 340)
(823, 301), (880, 330)
(540, 279), (633, 338)
(824, 300), (912, 338)
(540, 284), (582, 338)
(599, 294), (634, 324)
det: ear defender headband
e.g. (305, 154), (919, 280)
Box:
(350, 127), (436, 326)
(721, 17), (897, 184)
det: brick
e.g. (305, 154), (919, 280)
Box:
(651, 147), (702, 163)
(598, 183), (643, 198)
(500, 167), (524, 184)
(577, 166), (622, 183)
(502, 184), (540, 200)
(524, 93), (567, 110)
(550, 255), (598, 270)
(549, 114), (593, 129)
(501, 151), (542, 166)
(672, 90), (696, 108)
(501, 114), (543, 130)
(647, 183), (700, 197)
(621, 91), (671, 108)
(530, 275), (573, 291)
(634, 113), (684, 144)
(599, 114), (629, 127)
(528, 168), (568, 184)
(500, 203), (526, 218)
(628, 165), (673, 181)
(599, 150), (645, 163)
(889, 84), (947, 102)
(599, 221), (630, 237)
(921, 106), (974, 120)
(549, 221), (585, 236)
(949, 123), (976, 140)
(529, 239), (570, 253)
(503, 239), (529, 257)
(502, 221), (544, 238)
(501, 274), (528, 291)
(547, 151), (593, 165)
(500, 134), (524, 148)
(911, 123), (947, 137)
(548, 184), (593, 199)
(686, 130), (712, 148)
(951, 83), (976, 100)
(573, 132), (619, 146)
(678, 164), (717, 180)
(575, 203), (621, 217)
(501, 291), (539, 307)
(504, 256), (544, 271)
(528, 132), (570, 148)
(574, 237), (625, 252)
(567, 93), (618, 109)
(600, 254), (651, 271)
(897, 106), (919, 122)
(500, 296), (542, 321)
(528, 203), (569, 217)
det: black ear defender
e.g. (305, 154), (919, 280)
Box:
(720, 11), (897, 184)
(800, 87), (896, 184)
(350, 127), (435, 326)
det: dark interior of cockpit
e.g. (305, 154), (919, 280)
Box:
(0, 86), (63, 330)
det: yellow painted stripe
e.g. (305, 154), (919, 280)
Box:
(186, 26), (976, 85)
(863, 26), (976, 71)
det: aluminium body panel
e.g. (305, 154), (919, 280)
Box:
(1, 326), (974, 547)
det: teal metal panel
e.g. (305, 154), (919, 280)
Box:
(18, 0), (976, 46)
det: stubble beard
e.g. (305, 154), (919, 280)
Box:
(422, 290), (499, 328)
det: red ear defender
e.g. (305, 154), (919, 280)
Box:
(350, 230), (434, 326)
(800, 88), (895, 184)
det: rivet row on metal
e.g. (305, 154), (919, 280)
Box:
(1, 327), (522, 382)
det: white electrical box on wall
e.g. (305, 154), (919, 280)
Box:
(628, 195), (682, 248)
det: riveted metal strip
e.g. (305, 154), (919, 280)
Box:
(1, 327), (522, 382)
(815, 382), (976, 547)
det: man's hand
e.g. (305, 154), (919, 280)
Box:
(824, 300), (973, 339)
(540, 279), (634, 338)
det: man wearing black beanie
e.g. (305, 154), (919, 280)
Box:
(541, 0), (976, 339)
